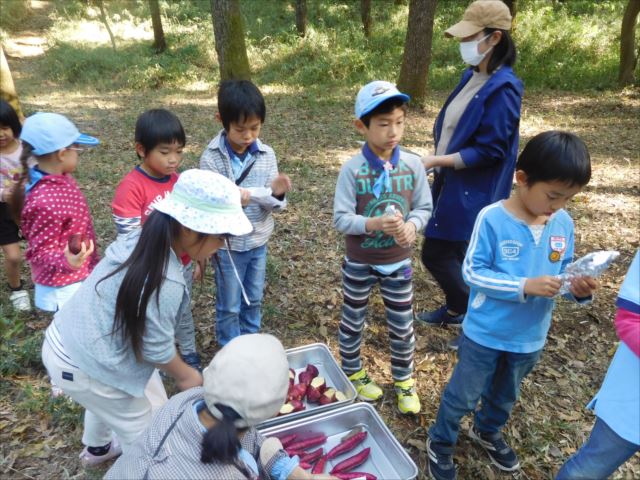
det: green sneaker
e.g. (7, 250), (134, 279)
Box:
(394, 378), (421, 415)
(348, 369), (383, 401)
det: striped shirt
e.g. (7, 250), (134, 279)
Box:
(199, 130), (286, 252)
(105, 387), (290, 480)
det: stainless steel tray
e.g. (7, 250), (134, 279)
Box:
(258, 343), (357, 429)
(259, 402), (418, 480)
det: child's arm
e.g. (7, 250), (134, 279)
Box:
(111, 179), (144, 235)
(256, 151), (289, 211)
(462, 211), (528, 302)
(396, 158), (433, 245)
(615, 307), (640, 357)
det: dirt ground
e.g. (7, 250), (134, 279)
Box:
(1, 12), (639, 480)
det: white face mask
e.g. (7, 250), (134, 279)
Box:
(459, 33), (493, 66)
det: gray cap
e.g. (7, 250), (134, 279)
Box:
(203, 334), (289, 428)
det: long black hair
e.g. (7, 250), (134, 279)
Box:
(201, 403), (251, 477)
(483, 28), (516, 74)
(98, 209), (204, 360)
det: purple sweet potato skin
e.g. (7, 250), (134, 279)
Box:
(311, 455), (328, 474)
(279, 433), (297, 448)
(327, 431), (368, 459)
(329, 447), (371, 474)
(300, 447), (323, 464)
(287, 434), (328, 451)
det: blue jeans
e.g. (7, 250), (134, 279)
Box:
(556, 417), (639, 479)
(213, 245), (267, 346)
(429, 335), (542, 446)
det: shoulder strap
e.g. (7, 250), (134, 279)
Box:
(235, 160), (256, 186)
(142, 410), (186, 480)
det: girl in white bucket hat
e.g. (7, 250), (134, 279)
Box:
(41, 169), (253, 467)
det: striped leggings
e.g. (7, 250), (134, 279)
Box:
(339, 258), (416, 382)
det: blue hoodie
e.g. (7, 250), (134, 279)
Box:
(426, 66), (523, 242)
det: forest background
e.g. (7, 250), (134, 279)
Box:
(0, 0), (638, 478)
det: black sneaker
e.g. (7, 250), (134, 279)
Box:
(427, 437), (457, 480)
(468, 425), (520, 472)
(416, 306), (464, 327)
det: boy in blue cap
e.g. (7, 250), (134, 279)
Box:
(333, 80), (432, 414)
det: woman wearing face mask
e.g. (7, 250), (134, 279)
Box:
(416, 0), (523, 344)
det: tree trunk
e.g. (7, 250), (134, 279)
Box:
(0, 45), (24, 120)
(619, 0), (640, 86)
(210, 0), (251, 81)
(397, 0), (437, 104)
(95, 0), (116, 51)
(361, 0), (372, 38)
(295, 0), (307, 37)
(149, 0), (167, 53)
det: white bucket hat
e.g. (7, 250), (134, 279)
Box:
(203, 334), (289, 428)
(153, 169), (253, 237)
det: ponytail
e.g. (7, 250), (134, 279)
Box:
(9, 142), (34, 224)
(201, 404), (249, 474)
(99, 209), (181, 360)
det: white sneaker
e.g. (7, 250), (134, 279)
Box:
(9, 289), (31, 312)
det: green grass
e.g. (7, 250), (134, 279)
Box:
(11, 0), (629, 94)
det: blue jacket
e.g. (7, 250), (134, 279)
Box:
(462, 202), (581, 353)
(426, 66), (523, 241)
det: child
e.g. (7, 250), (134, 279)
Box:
(41, 170), (253, 467)
(106, 334), (334, 480)
(426, 131), (599, 480)
(112, 109), (201, 370)
(0, 100), (31, 311)
(556, 250), (639, 479)
(199, 79), (292, 346)
(11, 112), (99, 313)
(333, 80), (432, 415)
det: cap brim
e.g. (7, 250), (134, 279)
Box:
(153, 196), (253, 237)
(445, 20), (484, 38)
(358, 93), (411, 119)
(75, 133), (100, 147)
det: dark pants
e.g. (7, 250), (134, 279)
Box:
(421, 237), (470, 314)
(429, 335), (542, 446)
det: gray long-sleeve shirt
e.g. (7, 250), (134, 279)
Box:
(333, 149), (432, 265)
(56, 230), (188, 397)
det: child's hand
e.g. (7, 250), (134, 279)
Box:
(192, 260), (203, 282)
(569, 276), (598, 298)
(64, 239), (94, 269)
(271, 173), (292, 196)
(421, 155), (438, 170)
(381, 212), (403, 236)
(239, 187), (251, 206)
(394, 221), (417, 247)
(524, 275), (562, 297)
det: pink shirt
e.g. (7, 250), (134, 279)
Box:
(21, 172), (99, 286)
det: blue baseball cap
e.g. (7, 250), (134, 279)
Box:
(20, 112), (99, 155)
(354, 80), (410, 119)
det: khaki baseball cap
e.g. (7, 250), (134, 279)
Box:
(445, 0), (512, 38)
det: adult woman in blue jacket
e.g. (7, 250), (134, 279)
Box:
(417, 0), (523, 332)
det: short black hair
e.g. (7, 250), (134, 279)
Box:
(217, 80), (266, 131)
(0, 100), (22, 138)
(134, 109), (186, 159)
(360, 97), (408, 128)
(517, 131), (591, 187)
(482, 28), (516, 74)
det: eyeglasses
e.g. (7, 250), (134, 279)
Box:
(67, 146), (89, 154)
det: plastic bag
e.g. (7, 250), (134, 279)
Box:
(557, 250), (620, 295)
